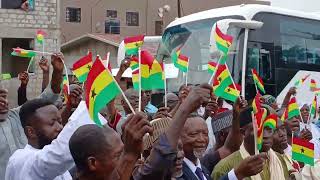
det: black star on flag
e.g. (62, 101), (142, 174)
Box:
(91, 89), (97, 99)
(87, 65), (92, 70)
(301, 148), (305, 153)
(227, 88), (231, 92)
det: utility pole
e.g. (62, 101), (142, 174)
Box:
(177, 0), (181, 17)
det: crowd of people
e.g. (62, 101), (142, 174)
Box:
(0, 53), (319, 180)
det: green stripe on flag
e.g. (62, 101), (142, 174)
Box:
(216, 43), (229, 55)
(126, 47), (139, 56)
(292, 152), (314, 166)
(92, 82), (120, 126)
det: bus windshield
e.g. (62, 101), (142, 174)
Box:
(156, 16), (245, 92)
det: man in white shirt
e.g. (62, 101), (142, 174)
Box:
(5, 95), (111, 180)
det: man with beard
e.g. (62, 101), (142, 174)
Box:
(212, 108), (289, 180)
(132, 84), (212, 180)
(5, 99), (70, 180)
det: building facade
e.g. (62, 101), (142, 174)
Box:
(0, 0), (61, 107)
(60, 0), (270, 43)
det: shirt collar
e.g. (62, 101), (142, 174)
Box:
(183, 157), (201, 173)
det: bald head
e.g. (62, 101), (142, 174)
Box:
(69, 124), (123, 174)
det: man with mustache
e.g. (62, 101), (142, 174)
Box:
(132, 84), (212, 180)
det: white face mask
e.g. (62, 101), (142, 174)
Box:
(193, 147), (206, 159)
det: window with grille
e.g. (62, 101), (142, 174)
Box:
(106, 10), (117, 18)
(126, 12), (139, 26)
(66, 7), (81, 23)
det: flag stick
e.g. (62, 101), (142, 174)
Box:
(251, 111), (259, 155)
(307, 104), (312, 125)
(42, 40), (45, 57)
(163, 62), (167, 108)
(104, 60), (136, 115)
(138, 49), (142, 112)
(185, 58), (189, 86)
(26, 57), (34, 73)
(208, 54), (223, 84)
(106, 52), (110, 66)
(13, 48), (54, 56)
(62, 60), (70, 94)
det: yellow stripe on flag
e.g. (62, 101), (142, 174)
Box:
(88, 71), (113, 117)
(215, 33), (231, 47)
(73, 63), (92, 76)
(150, 61), (162, 76)
(141, 64), (150, 78)
(292, 144), (314, 157)
(125, 41), (144, 49)
(177, 59), (188, 67)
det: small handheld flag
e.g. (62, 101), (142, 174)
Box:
(281, 108), (288, 122)
(124, 35), (145, 56)
(292, 137), (314, 166)
(62, 76), (69, 103)
(72, 52), (93, 83)
(207, 61), (217, 75)
(310, 96), (317, 121)
(215, 25), (233, 55)
(11, 48), (37, 58)
(295, 74), (310, 88)
(85, 56), (121, 126)
(36, 30), (46, 44)
(252, 93), (262, 114)
(252, 69), (265, 94)
(171, 48), (189, 72)
(310, 79), (317, 91)
(287, 97), (300, 120)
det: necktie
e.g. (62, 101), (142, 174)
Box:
(195, 167), (205, 180)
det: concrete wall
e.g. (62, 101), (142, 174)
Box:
(0, 0), (60, 107)
(62, 38), (118, 70)
(60, 0), (270, 42)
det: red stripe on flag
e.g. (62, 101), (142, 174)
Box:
(216, 25), (233, 43)
(178, 54), (189, 62)
(252, 69), (264, 85)
(73, 52), (92, 69)
(124, 35), (145, 44)
(293, 137), (314, 150)
(85, 57), (106, 106)
(208, 62), (217, 67)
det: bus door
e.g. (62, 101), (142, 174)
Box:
(246, 41), (275, 99)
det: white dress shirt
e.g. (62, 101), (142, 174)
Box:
(183, 158), (208, 180)
(5, 101), (107, 180)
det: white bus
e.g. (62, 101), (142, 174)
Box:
(156, 4), (320, 101)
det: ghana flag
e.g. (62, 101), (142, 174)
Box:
(292, 137), (314, 166)
(220, 85), (240, 102)
(11, 48), (37, 58)
(288, 97), (300, 119)
(72, 52), (93, 83)
(212, 63), (233, 95)
(171, 48), (189, 72)
(311, 95), (317, 118)
(310, 79), (317, 91)
(295, 74), (310, 87)
(252, 69), (265, 94)
(130, 56), (139, 89)
(256, 108), (267, 151)
(85, 56), (120, 126)
(132, 51), (164, 90)
(36, 30), (46, 44)
(252, 93), (262, 114)
(215, 25), (233, 55)
(208, 61), (217, 75)
(62, 76), (69, 103)
(124, 35), (145, 56)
